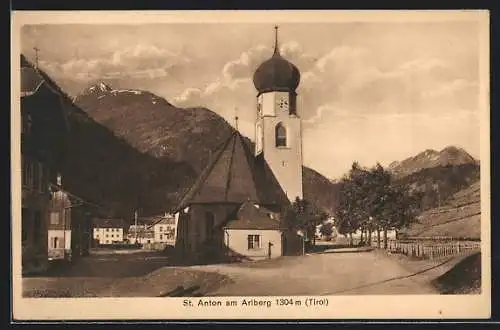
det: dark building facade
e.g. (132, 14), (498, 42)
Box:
(21, 55), (69, 274)
(20, 54), (98, 273)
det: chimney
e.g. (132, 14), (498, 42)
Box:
(56, 173), (62, 186)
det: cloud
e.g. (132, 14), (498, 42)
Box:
(422, 78), (478, 99)
(39, 44), (190, 81)
(303, 109), (480, 179)
(172, 41), (316, 116)
(314, 45), (366, 73)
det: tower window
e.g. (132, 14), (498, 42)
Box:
(275, 123), (287, 147)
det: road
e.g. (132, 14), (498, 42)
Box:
(23, 248), (458, 297)
(185, 250), (444, 296)
(22, 249), (231, 298)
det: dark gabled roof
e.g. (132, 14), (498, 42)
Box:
(175, 130), (290, 210)
(20, 54), (73, 103)
(21, 67), (44, 95)
(224, 201), (283, 230)
(92, 218), (127, 228)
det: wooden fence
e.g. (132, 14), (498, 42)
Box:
(379, 239), (480, 260)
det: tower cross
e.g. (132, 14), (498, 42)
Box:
(273, 25), (280, 55)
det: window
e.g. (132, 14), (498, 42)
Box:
(106, 228), (109, 232)
(96, 234), (99, 239)
(247, 235), (260, 250)
(22, 158), (33, 188)
(275, 123), (287, 147)
(50, 211), (60, 225)
(105, 234), (109, 238)
(37, 163), (44, 193)
(111, 235), (114, 238)
(22, 208), (29, 243)
(257, 102), (262, 116)
(106, 240), (110, 244)
(33, 162), (40, 192)
(159, 234), (163, 240)
(22, 114), (32, 134)
(33, 211), (42, 244)
(159, 226), (163, 232)
(51, 237), (59, 249)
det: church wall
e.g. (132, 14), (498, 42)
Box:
(179, 203), (240, 260)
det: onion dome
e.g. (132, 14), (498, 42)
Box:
(253, 26), (301, 95)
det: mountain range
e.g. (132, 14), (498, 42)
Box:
(65, 81), (479, 225)
(71, 83), (339, 218)
(388, 146), (478, 179)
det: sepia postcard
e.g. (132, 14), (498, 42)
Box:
(11, 10), (491, 321)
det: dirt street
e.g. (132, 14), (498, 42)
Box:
(185, 250), (444, 296)
(23, 249), (464, 297)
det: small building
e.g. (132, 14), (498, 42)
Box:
(127, 224), (154, 245)
(127, 216), (156, 244)
(47, 182), (93, 261)
(92, 218), (126, 245)
(224, 201), (290, 260)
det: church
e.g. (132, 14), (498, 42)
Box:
(174, 27), (305, 263)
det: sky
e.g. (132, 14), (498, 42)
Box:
(20, 19), (483, 180)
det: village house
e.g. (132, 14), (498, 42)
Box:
(47, 179), (94, 261)
(152, 213), (177, 245)
(127, 217), (155, 245)
(21, 54), (102, 272)
(21, 54), (69, 274)
(92, 218), (127, 245)
(175, 27), (306, 263)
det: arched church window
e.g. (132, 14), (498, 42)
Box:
(275, 123), (287, 147)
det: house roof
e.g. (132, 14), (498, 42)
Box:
(152, 216), (176, 226)
(176, 130), (290, 210)
(21, 67), (44, 96)
(92, 218), (127, 228)
(224, 201), (284, 230)
(21, 54), (73, 103)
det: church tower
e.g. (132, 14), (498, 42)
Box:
(252, 26), (303, 203)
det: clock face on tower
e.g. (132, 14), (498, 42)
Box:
(278, 97), (289, 111)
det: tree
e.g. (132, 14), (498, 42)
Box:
(282, 197), (328, 248)
(334, 162), (371, 246)
(319, 222), (334, 240)
(335, 162), (421, 248)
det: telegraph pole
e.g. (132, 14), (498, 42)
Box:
(234, 107), (239, 131)
(134, 209), (138, 244)
(33, 46), (40, 70)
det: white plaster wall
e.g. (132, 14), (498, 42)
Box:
(262, 115), (303, 202)
(225, 229), (283, 260)
(48, 229), (71, 250)
(93, 227), (123, 244)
